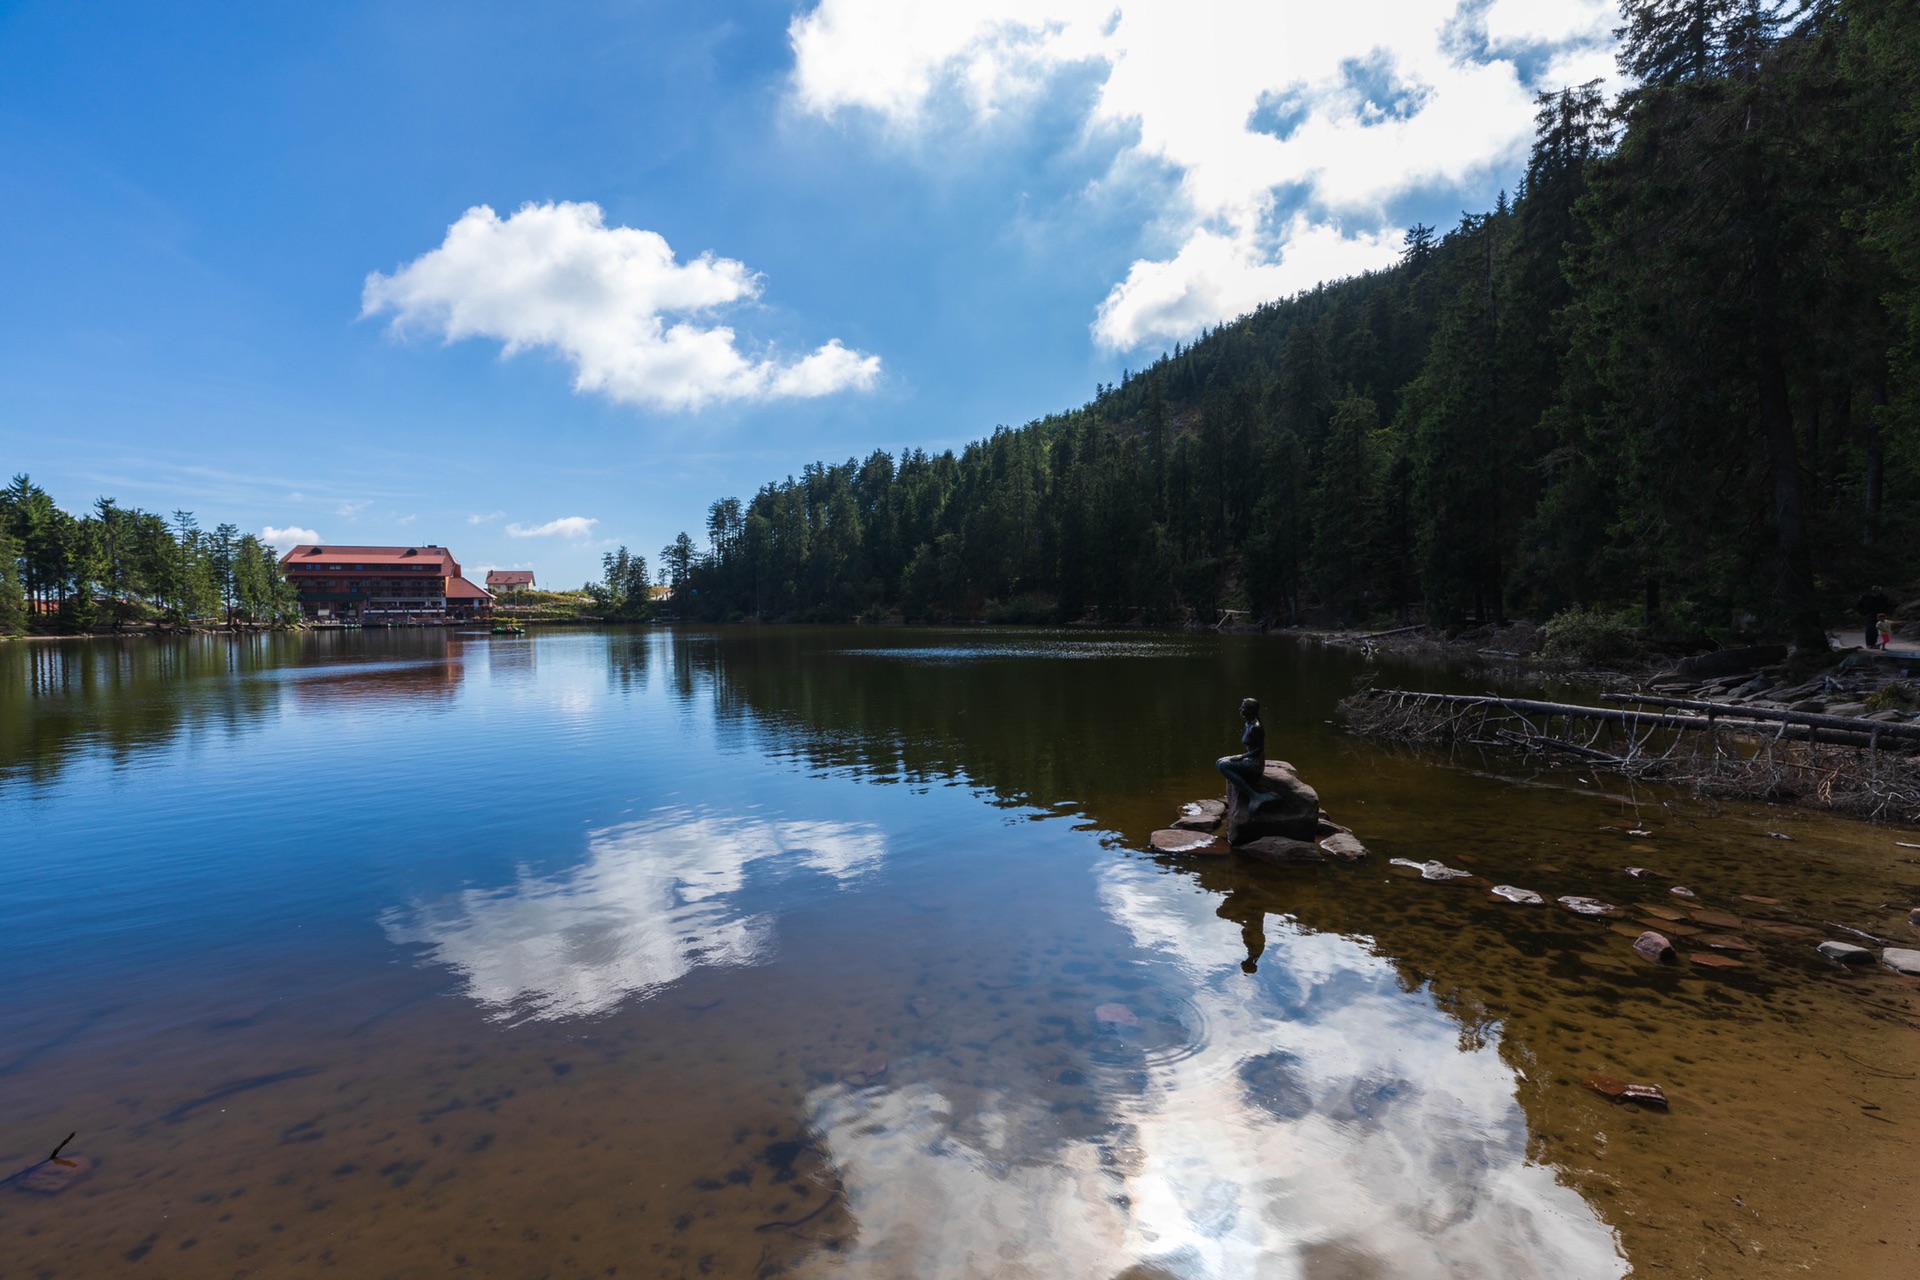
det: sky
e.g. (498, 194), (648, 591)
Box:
(0, 0), (1620, 587)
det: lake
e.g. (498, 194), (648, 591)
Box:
(3, 627), (1916, 1278)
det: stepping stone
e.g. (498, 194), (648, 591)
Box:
(1491, 885), (1544, 905)
(1689, 953), (1744, 970)
(1688, 908), (1743, 929)
(1150, 829), (1226, 855)
(1881, 947), (1920, 976)
(1817, 941), (1874, 965)
(1670, 886), (1697, 899)
(1638, 903), (1685, 921)
(1641, 918), (1700, 936)
(1558, 896), (1621, 917)
(1389, 858), (1471, 881)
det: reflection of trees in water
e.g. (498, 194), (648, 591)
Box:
(1, 630), (464, 788)
(666, 628), (1358, 813)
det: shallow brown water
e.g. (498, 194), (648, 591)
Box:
(2, 627), (1916, 1278)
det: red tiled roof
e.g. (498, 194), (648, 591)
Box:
(445, 576), (492, 600)
(281, 545), (457, 573)
(486, 570), (536, 587)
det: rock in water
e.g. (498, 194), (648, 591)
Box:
(1171, 800), (1224, 832)
(1632, 931), (1676, 963)
(1582, 1076), (1670, 1109)
(1240, 836), (1325, 866)
(1881, 947), (1920, 976)
(1817, 941), (1873, 966)
(1225, 760), (1321, 845)
(1490, 885), (1545, 905)
(1390, 858), (1472, 881)
(1688, 953), (1744, 970)
(1315, 816), (1352, 838)
(1670, 886), (1698, 899)
(4, 1157), (93, 1196)
(1317, 832), (1369, 861)
(1150, 829), (1225, 855)
(1909, 908), (1920, 929)
(1094, 1002), (1140, 1027)
(1558, 896), (1621, 917)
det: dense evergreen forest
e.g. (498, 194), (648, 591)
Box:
(0, 475), (299, 634)
(663, 0), (1919, 649)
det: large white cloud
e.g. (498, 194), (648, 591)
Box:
(793, 858), (1625, 1278)
(789, 0), (1620, 350)
(382, 809), (886, 1021)
(362, 202), (882, 411)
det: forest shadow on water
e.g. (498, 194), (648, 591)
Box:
(2, 626), (1916, 1278)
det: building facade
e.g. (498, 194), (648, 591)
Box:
(486, 569), (536, 594)
(279, 545), (493, 622)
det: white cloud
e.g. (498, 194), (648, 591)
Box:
(792, 859), (1625, 1277)
(396, 513), (418, 526)
(469, 510), (505, 525)
(506, 515), (598, 540)
(789, 0), (1621, 349)
(261, 524), (320, 552)
(382, 809), (885, 1021)
(336, 499), (371, 518)
(362, 201), (883, 411)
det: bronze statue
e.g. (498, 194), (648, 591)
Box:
(1216, 697), (1279, 811)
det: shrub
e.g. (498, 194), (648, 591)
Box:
(1540, 606), (1644, 665)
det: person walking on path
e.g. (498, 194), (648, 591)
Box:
(1857, 586), (1895, 648)
(1216, 697), (1279, 810)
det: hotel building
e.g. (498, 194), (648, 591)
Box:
(280, 544), (493, 622)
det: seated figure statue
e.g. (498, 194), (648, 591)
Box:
(1216, 697), (1279, 811)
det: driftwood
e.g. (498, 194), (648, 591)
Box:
(1601, 692), (1920, 744)
(1340, 686), (1920, 824)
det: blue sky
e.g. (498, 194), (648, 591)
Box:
(0, 0), (1617, 586)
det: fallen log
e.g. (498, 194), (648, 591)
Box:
(1601, 693), (1920, 744)
(1354, 689), (1900, 750)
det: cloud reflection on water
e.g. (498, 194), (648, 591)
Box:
(383, 809), (885, 1021)
(799, 859), (1625, 1279)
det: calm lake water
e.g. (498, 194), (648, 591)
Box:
(3, 627), (1917, 1279)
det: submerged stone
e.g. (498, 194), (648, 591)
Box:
(1817, 941), (1873, 965)
(1632, 931), (1676, 963)
(1688, 908), (1743, 929)
(1738, 895), (1784, 906)
(1317, 832), (1368, 861)
(1670, 886), (1698, 899)
(1638, 902), (1686, 921)
(1881, 947), (1920, 976)
(1689, 952), (1744, 970)
(4, 1157), (93, 1196)
(1558, 896), (1620, 917)
(1241, 836), (1325, 866)
(1094, 1002), (1140, 1027)
(1490, 885), (1545, 905)
(1693, 934), (1756, 952)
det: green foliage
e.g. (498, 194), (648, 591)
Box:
(0, 473), (298, 632)
(1540, 606), (1646, 665)
(1864, 681), (1920, 712)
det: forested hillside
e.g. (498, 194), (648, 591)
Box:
(666, 0), (1919, 647)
